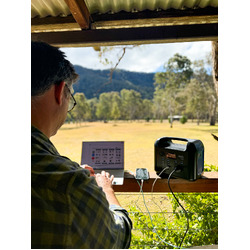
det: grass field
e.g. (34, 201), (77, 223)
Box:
(51, 120), (218, 173)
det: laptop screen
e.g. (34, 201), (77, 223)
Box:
(81, 141), (124, 170)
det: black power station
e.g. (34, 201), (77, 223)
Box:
(155, 137), (204, 181)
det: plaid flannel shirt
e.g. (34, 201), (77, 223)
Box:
(31, 126), (132, 249)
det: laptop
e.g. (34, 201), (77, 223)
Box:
(81, 141), (124, 185)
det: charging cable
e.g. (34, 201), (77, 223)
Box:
(136, 177), (182, 249)
(149, 192), (169, 235)
(167, 166), (189, 248)
(151, 166), (189, 248)
(151, 167), (170, 233)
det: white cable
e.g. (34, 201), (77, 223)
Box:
(151, 166), (170, 233)
(136, 178), (182, 249)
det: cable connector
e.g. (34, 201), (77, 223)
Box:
(175, 165), (184, 173)
(135, 168), (149, 180)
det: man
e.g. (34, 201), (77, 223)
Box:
(31, 41), (132, 248)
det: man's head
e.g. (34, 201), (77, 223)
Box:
(32, 41), (78, 96)
(31, 41), (79, 137)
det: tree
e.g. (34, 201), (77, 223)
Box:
(185, 79), (209, 125)
(192, 59), (217, 125)
(111, 102), (121, 121)
(96, 92), (113, 121)
(70, 93), (91, 123)
(153, 88), (169, 120)
(153, 54), (193, 127)
(141, 99), (153, 120)
(96, 91), (122, 121)
(154, 72), (178, 127)
(110, 92), (122, 121)
(166, 53), (193, 83)
(120, 89), (142, 120)
(87, 97), (98, 121)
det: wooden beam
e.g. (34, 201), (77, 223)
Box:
(64, 0), (91, 29)
(92, 15), (218, 29)
(31, 14), (217, 33)
(113, 172), (218, 193)
(31, 16), (81, 33)
(31, 23), (218, 47)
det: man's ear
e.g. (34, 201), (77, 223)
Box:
(54, 81), (66, 105)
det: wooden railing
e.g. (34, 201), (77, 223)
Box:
(113, 171), (218, 193)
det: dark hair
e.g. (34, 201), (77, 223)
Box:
(31, 41), (79, 96)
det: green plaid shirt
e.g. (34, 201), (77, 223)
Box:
(31, 126), (132, 249)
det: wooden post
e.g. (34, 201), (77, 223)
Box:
(212, 41), (218, 96)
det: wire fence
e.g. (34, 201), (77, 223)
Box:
(116, 192), (218, 249)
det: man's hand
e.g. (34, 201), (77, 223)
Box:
(95, 171), (114, 190)
(81, 164), (95, 177)
(95, 171), (120, 206)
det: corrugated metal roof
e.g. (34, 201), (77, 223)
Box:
(31, 0), (70, 18)
(31, 0), (218, 46)
(31, 0), (218, 18)
(85, 0), (218, 14)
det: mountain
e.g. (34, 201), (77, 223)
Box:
(73, 65), (155, 99)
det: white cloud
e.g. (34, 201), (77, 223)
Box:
(61, 41), (212, 73)
(61, 47), (103, 69)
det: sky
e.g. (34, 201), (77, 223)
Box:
(61, 41), (212, 73)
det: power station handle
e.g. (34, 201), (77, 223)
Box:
(167, 137), (188, 142)
(155, 137), (196, 147)
(159, 137), (189, 142)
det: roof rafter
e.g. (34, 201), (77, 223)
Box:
(64, 0), (91, 29)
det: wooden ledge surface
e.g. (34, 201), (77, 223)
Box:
(113, 171), (218, 193)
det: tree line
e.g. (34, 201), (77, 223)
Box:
(66, 53), (217, 126)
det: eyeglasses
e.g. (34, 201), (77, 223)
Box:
(65, 84), (77, 112)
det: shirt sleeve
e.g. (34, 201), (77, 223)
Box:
(68, 169), (132, 249)
(109, 204), (133, 248)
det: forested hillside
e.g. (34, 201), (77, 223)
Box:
(73, 65), (155, 99)
(67, 54), (217, 126)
